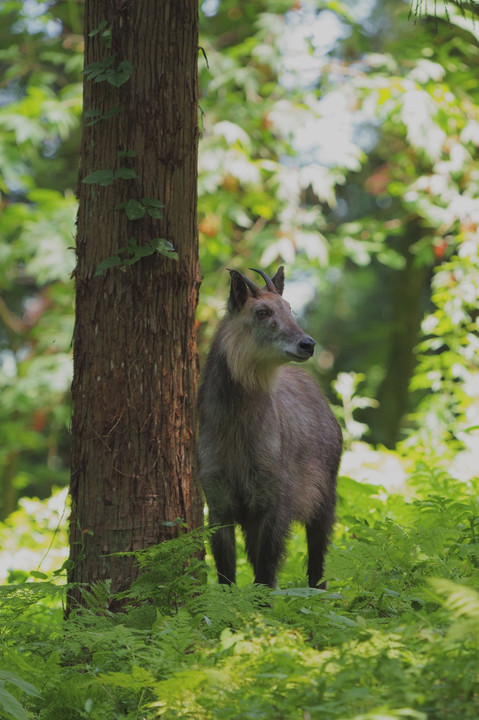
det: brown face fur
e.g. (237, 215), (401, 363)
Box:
(223, 269), (316, 392)
(222, 290), (314, 392)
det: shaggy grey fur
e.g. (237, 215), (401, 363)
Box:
(198, 267), (342, 588)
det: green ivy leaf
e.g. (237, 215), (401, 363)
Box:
(88, 20), (108, 38)
(94, 254), (122, 277)
(82, 169), (116, 186)
(143, 197), (164, 218)
(53, 558), (74, 575)
(147, 207), (163, 219)
(85, 106), (121, 126)
(116, 197), (163, 219)
(123, 247), (155, 263)
(124, 200), (146, 220)
(106, 60), (133, 87)
(81, 56), (115, 81)
(142, 198), (165, 207)
(150, 238), (178, 260)
(83, 57), (131, 87)
(103, 106), (122, 120)
(95, 237), (176, 277)
(83, 168), (137, 186)
(115, 168), (138, 180)
(84, 109), (103, 126)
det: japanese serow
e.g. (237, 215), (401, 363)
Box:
(198, 266), (342, 588)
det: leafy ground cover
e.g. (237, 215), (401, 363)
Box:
(1, 448), (478, 720)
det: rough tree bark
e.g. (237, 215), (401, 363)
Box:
(68, 0), (203, 611)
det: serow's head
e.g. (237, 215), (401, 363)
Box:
(226, 266), (316, 366)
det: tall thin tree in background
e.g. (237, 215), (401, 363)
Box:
(68, 0), (203, 611)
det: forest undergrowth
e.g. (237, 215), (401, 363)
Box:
(1, 449), (478, 720)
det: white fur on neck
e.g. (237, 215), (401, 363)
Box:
(221, 319), (280, 394)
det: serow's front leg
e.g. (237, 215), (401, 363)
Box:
(210, 524), (236, 584)
(243, 516), (288, 589)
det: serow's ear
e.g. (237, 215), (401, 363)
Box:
(271, 266), (285, 296)
(228, 270), (249, 312)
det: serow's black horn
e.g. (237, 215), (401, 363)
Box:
(227, 268), (260, 297)
(249, 268), (276, 293)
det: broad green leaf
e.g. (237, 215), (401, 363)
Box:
(82, 169), (115, 186)
(0, 672), (41, 698)
(81, 56), (115, 81)
(85, 106), (121, 126)
(0, 687), (29, 720)
(103, 106), (122, 119)
(146, 207), (163, 219)
(124, 199), (146, 220)
(84, 108), (102, 121)
(106, 60), (133, 87)
(88, 21), (109, 38)
(127, 245), (155, 260)
(29, 570), (48, 580)
(150, 238), (178, 260)
(142, 197), (164, 207)
(115, 168), (137, 180)
(143, 198), (164, 218)
(94, 254), (122, 277)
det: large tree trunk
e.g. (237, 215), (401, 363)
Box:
(68, 0), (203, 611)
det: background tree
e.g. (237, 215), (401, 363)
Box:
(68, 0), (203, 608)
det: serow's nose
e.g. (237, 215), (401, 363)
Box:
(298, 336), (316, 357)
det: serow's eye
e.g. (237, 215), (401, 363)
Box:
(256, 309), (270, 319)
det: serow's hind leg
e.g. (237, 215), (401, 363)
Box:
(210, 524), (236, 584)
(243, 515), (288, 589)
(306, 505), (335, 589)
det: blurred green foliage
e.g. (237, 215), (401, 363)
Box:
(0, 1), (478, 515)
(1, 3), (478, 717)
(198, 0), (479, 450)
(0, 0), (82, 517)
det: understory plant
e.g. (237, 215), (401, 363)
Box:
(1, 460), (478, 720)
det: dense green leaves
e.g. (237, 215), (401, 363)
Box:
(82, 167), (138, 185)
(115, 197), (164, 220)
(0, 1), (80, 514)
(198, 0), (479, 447)
(0, 466), (478, 718)
(82, 56), (133, 87)
(94, 236), (176, 276)
(84, 106), (122, 126)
